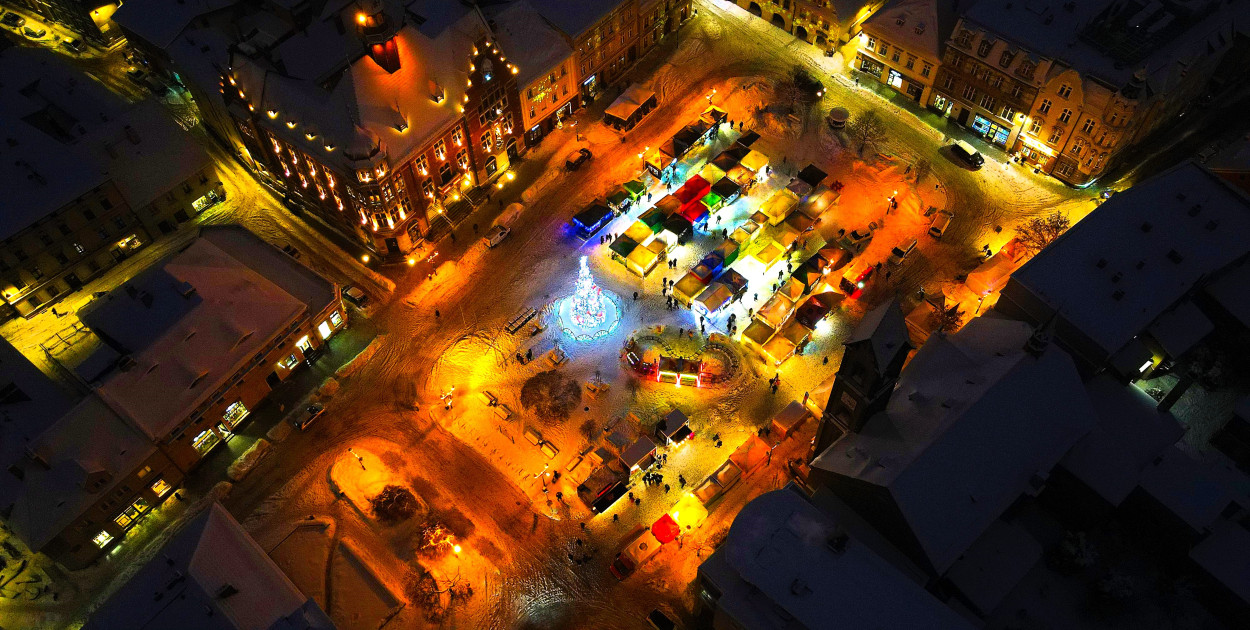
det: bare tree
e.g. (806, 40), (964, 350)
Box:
(930, 302), (965, 333)
(772, 75), (805, 115)
(847, 110), (887, 155)
(1015, 211), (1071, 254)
(912, 157), (932, 184)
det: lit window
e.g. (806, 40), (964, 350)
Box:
(93, 531), (114, 548)
(1058, 108), (1072, 123)
(114, 511), (133, 528)
(151, 478), (173, 498)
(330, 311), (343, 327)
(280, 353), (299, 369)
(137, 465), (151, 479)
(192, 429), (219, 454)
(318, 320), (333, 339)
(223, 401), (249, 427)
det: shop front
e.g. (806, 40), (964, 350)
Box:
(1016, 134), (1055, 171)
(581, 74), (600, 104)
(525, 101), (575, 147)
(858, 55), (885, 78)
(971, 114), (1011, 148)
(930, 93), (952, 116)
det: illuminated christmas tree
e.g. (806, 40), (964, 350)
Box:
(570, 256), (607, 327)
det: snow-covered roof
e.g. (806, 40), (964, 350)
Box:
(81, 230), (332, 440)
(84, 503), (333, 630)
(944, 520), (1043, 616)
(813, 317), (1096, 573)
(1146, 299), (1213, 358)
(1059, 374), (1184, 506)
(1138, 446), (1247, 532)
(531, 0), (622, 39)
(0, 338), (82, 511)
(1190, 518), (1250, 606)
(113, 0), (235, 49)
(844, 299), (910, 375)
(2, 395), (152, 552)
(964, 0), (1242, 89)
(0, 48), (209, 241)
(486, 0), (574, 87)
(1009, 162), (1250, 359)
(699, 486), (971, 630)
(863, 0), (958, 60)
(1203, 256), (1250, 329)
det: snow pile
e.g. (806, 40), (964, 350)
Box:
(227, 439), (272, 482)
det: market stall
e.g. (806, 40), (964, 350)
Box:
(816, 245), (852, 274)
(726, 164), (756, 188)
(729, 220), (761, 245)
(623, 179), (647, 201)
(657, 409), (693, 446)
(638, 206), (668, 231)
(654, 194), (682, 217)
(693, 283), (733, 318)
(711, 177), (742, 207)
(678, 200), (710, 227)
(739, 150), (769, 175)
(700, 105), (728, 126)
(660, 214), (694, 245)
(759, 188), (800, 226)
(674, 175), (711, 209)
(741, 319), (776, 355)
(607, 188), (631, 213)
(711, 151), (740, 172)
(657, 356), (702, 386)
(756, 293), (796, 329)
(794, 295), (835, 328)
(761, 333), (797, 367)
(608, 235), (637, 262)
(674, 272), (708, 307)
(735, 130), (760, 148)
(712, 239), (740, 266)
(603, 84), (657, 130)
(672, 121), (711, 158)
(770, 401), (812, 439)
(797, 187), (837, 220)
(645, 144), (676, 178)
(625, 239), (666, 277)
(751, 240), (786, 269)
(624, 220), (653, 245)
(571, 202), (614, 239)
(699, 162), (726, 184)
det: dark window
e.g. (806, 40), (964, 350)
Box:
(83, 209), (95, 220)
(58, 224), (71, 236)
(113, 217), (126, 229)
(100, 197), (113, 210)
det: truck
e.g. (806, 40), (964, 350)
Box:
(610, 525), (666, 580)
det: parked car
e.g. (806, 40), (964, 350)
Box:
(60, 38), (85, 53)
(294, 403), (324, 431)
(888, 238), (917, 265)
(281, 243), (301, 259)
(343, 285), (368, 307)
(22, 25), (47, 39)
(483, 224), (510, 247)
(565, 147), (592, 171)
(949, 140), (984, 169)
(2, 12), (27, 28)
(839, 260), (876, 299)
(125, 67), (147, 84)
(928, 210), (954, 239)
(647, 609), (678, 630)
(838, 228), (874, 255)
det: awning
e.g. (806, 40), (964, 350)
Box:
(571, 203), (613, 237)
(711, 151), (740, 172)
(675, 175), (711, 206)
(609, 236), (638, 259)
(699, 163), (726, 184)
(711, 177), (741, 201)
(797, 164), (828, 188)
(735, 130), (760, 148)
(607, 189), (630, 208)
(624, 220), (653, 244)
(651, 513), (680, 544)
(604, 84), (657, 127)
(639, 207), (668, 230)
(742, 320), (776, 348)
(654, 194), (682, 217)
(739, 150), (768, 173)
(623, 180), (647, 199)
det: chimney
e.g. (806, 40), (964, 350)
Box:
(124, 125), (140, 145)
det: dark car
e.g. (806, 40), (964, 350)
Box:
(565, 147), (592, 171)
(950, 140), (984, 169)
(647, 609), (678, 630)
(792, 67), (825, 98)
(343, 285), (368, 307)
(61, 38), (85, 53)
(294, 403), (324, 431)
(1, 12), (26, 28)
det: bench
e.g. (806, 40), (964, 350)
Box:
(523, 427), (543, 445)
(540, 442), (560, 459)
(506, 307), (538, 334)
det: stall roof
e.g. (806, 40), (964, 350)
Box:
(696, 283), (734, 313)
(623, 180), (647, 198)
(761, 334), (797, 365)
(609, 236), (638, 258)
(661, 408), (689, 436)
(729, 435), (771, 474)
(717, 268), (750, 294)
(757, 294), (796, 329)
(727, 165), (755, 186)
(712, 152), (741, 172)
(639, 207), (668, 230)
(573, 203), (613, 232)
(624, 220), (654, 244)
(797, 164), (828, 188)
(679, 201), (710, 225)
(652, 513), (680, 544)
(785, 211), (817, 234)
(675, 175), (712, 205)
(795, 299), (833, 329)
(761, 188), (801, 224)
(663, 214), (694, 238)
(742, 320), (776, 347)
(752, 242), (786, 268)
(604, 83), (656, 124)
(712, 177), (741, 200)
(740, 150), (769, 173)
(701, 105), (728, 124)
(675, 273), (709, 303)
(622, 436), (658, 469)
(626, 242), (663, 276)
(736, 130), (761, 147)
(655, 194), (683, 216)
(607, 189), (630, 207)
(817, 246), (852, 273)
(700, 163), (727, 184)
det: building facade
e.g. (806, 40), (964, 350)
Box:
(731, 0), (884, 52)
(535, 0), (642, 104)
(638, 0), (692, 56)
(852, 0), (950, 105)
(0, 48), (220, 321)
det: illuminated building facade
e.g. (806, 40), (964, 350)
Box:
(730, 0), (883, 52)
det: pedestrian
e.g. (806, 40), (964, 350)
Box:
(613, 513), (619, 522)
(823, 356), (829, 365)
(516, 352), (524, 363)
(635, 497), (641, 506)
(885, 271), (892, 280)
(738, 120), (744, 131)
(647, 192), (653, 201)
(803, 391), (809, 404)
(526, 348), (533, 360)
(628, 491), (634, 500)
(855, 76), (860, 86)
(753, 292), (758, 302)
(472, 223), (479, 233)
(449, 232), (456, 242)
(556, 491), (563, 501)
(633, 291), (639, 301)
(664, 483), (670, 493)
(435, 309), (440, 318)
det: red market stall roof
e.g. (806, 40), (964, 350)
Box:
(678, 200), (709, 225)
(651, 513), (680, 544)
(674, 175), (711, 206)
